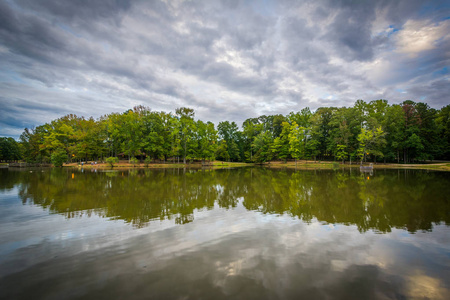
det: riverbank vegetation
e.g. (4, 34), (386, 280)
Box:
(2, 100), (449, 166)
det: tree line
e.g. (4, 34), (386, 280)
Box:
(2, 99), (449, 164)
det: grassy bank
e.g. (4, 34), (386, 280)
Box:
(55, 160), (450, 171)
(63, 160), (252, 169)
(266, 160), (450, 171)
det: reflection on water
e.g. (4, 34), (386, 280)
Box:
(0, 167), (449, 299)
(2, 167), (449, 232)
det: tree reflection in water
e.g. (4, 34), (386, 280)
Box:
(3, 167), (449, 233)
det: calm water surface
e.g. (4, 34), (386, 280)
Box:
(0, 167), (449, 299)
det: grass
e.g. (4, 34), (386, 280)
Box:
(64, 162), (187, 169)
(267, 160), (336, 169)
(212, 161), (252, 167)
(57, 160), (450, 171)
(266, 160), (450, 171)
(63, 160), (249, 169)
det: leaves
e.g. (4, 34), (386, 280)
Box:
(51, 148), (67, 167)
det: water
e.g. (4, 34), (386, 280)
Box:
(0, 167), (449, 299)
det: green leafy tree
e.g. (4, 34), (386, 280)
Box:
(306, 139), (320, 162)
(176, 107), (196, 164)
(0, 137), (22, 162)
(272, 114), (287, 138)
(357, 127), (386, 163)
(309, 107), (336, 160)
(130, 157), (139, 167)
(401, 100), (421, 163)
(357, 128), (372, 164)
(218, 121), (241, 162)
(51, 148), (67, 167)
(106, 156), (119, 167)
(141, 111), (165, 161)
(271, 122), (291, 162)
(335, 144), (348, 163)
(405, 133), (424, 162)
(436, 104), (450, 159)
(383, 105), (405, 163)
(242, 118), (263, 162)
(144, 156), (152, 167)
(288, 122), (306, 166)
(215, 140), (230, 161)
(197, 120), (217, 163)
(252, 131), (273, 163)
(123, 108), (145, 160)
(415, 102), (440, 160)
(329, 107), (355, 162)
(287, 107), (312, 128)
(20, 125), (50, 163)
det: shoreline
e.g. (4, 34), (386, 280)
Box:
(4, 161), (450, 171)
(63, 160), (450, 171)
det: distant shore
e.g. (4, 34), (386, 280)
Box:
(266, 161), (450, 171)
(60, 160), (450, 171)
(3, 160), (449, 171)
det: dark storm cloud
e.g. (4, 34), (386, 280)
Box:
(15, 0), (131, 26)
(0, 1), (67, 65)
(281, 16), (326, 66)
(0, 94), (67, 137)
(407, 79), (450, 107)
(322, 1), (379, 61)
(0, 0), (448, 138)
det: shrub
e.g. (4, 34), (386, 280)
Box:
(106, 157), (119, 167)
(51, 148), (67, 167)
(130, 157), (138, 167)
(144, 157), (152, 167)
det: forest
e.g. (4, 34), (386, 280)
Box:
(1, 99), (450, 165)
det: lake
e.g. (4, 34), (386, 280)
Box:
(0, 167), (449, 299)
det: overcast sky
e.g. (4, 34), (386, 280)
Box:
(1, 0), (449, 138)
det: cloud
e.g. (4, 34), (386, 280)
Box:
(0, 0), (449, 138)
(395, 19), (450, 57)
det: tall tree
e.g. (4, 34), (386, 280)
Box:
(288, 122), (307, 166)
(242, 118), (263, 162)
(252, 131), (273, 163)
(271, 121), (291, 162)
(415, 102), (440, 160)
(383, 104), (405, 163)
(176, 107), (196, 164)
(309, 107), (336, 160)
(196, 120), (218, 163)
(357, 127), (386, 164)
(436, 104), (450, 159)
(0, 137), (22, 162)
(218, 121), (241, 162)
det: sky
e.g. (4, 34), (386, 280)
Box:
(0, 0), (449, 139)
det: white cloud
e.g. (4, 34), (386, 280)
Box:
(395, 19), (450, 57)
